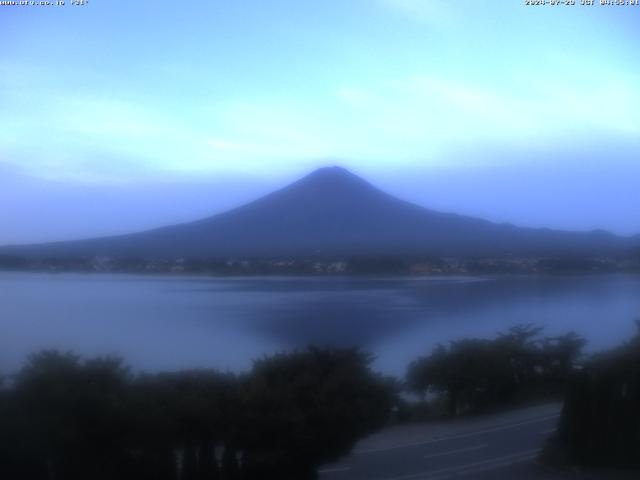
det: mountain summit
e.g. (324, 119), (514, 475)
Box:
(2, 167), (636, 258)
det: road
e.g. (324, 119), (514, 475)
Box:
(317, 403), (632, 480)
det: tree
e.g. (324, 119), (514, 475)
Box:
(406, 326), (586, 416)
(0, 347), (393, 480)
(540, 332), (587, 393)
(549, 322), (640, 468)
(9, 351), (131, 480)
(239, 347), (392, 479)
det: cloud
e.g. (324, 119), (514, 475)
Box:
(1, 30), (639, 183)
(0, 95), (197, 180)
(3, 66), (639, 183)
(334, 65), (640, 157)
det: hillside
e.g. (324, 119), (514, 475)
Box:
(1, 167), (636, 259)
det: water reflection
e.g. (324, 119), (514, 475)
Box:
(1, 272), (639, 376)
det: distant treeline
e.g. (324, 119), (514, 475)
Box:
(1, 253), (639, 275)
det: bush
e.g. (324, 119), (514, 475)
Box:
(546, 324), (640, 469)
(0, 347), (393, 480)
(239, 347), (392, 479)
(406, 325), (585, 416)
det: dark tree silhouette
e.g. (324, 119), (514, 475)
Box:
(3, 351), (131, 480)
(0, 347), (392, 480)
(238, 347), (393, 479)
(547, 322), (640, 469)
(406, 325), (586, 416)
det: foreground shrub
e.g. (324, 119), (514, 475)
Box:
(239, 347), (392, 479)
(546, 324), (640, 469)
(0, 347), (392, 480)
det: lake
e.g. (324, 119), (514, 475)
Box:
(1, 272), (639, 376)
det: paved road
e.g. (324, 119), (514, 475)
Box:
(318, 404), (569, 480)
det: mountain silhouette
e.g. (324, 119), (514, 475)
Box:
(2, 166), (637, 258)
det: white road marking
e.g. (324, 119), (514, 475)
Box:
(445, 449), (539, 479)
(354, 413), (559, 455)
(423, 444), (487, 460)
(381, 449), (540, 480)
(318, 466), (352, 474)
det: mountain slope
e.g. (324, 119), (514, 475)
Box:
(1, 167), (636, 258)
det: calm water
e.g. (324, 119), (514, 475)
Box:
(1, 272), (639, 376)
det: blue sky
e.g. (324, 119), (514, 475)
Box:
(1, 1), (639, 243)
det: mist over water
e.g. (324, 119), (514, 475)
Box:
(2, 272), (639, 376)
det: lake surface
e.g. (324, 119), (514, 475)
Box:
(1, 272), (639, 376)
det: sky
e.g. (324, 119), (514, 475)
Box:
(1, 0), (639, 244)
